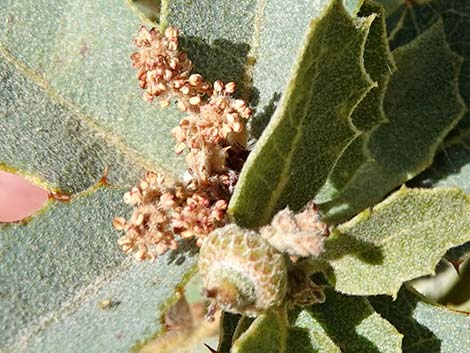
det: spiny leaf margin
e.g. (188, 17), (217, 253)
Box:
(229, 0), (375, 227)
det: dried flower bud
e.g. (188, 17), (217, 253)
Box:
(121, 25), (255, 264)
(189, 96), (201, 106)
(114, 171), (228, 260)
(165, 26), (178, 40)
(213, 80), (224, 93)
(260, 202), (328, 259)
(189, 74), (203, 86)
(225, 82), (236, 94)
(159, 99), (170, 108)
(131, 25), (196, 109)
(199, 224), (287, 317)
(112, 217), (127, 230)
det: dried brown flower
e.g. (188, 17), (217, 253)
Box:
(260, 202), (329, 260)
(131, 26), (211, 111)
(115, 25), (253, 260)
(172, 82), (252, 181)
(131, 26), (252, 183)
(113, 172), (228, 260)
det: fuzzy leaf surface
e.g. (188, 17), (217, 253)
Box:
(0, 187), (196, 353)
(289, 287), (402, 352)
(164, 0), (365, 138)
(0, 0), (187, 193)
(370, 285), (470, 353)
(404, 0), (470, 194)
(231, 309), (287, 353)
(315, 187), (470, 296)
(412, 133), (470, 195)
(228, 288), (402, 353)
(315, 0), (395, 204)
(0, 0), (311, 351)
(385, 0), (470, 144)
(0, 55), (143, 194)
(229, 0), (375, 227)
(0, 1), (202, 351)
(319, 21), (465, 222)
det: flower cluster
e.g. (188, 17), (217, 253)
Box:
(131, 26), (251, 181)
(113, 172), (227, 261)
(114, 26), (251, 259)
(131, 26), (210, 110)
(172, 80), (252, 181)
(260, 202), (329, 261)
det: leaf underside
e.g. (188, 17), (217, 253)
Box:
(0, 0), (204, 351)
(0, 0), (190, 191)
(0, 54), (143, 194)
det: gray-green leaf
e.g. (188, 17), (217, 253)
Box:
(319, 20), (466, 223)
(0, 1), (203, 351)
(0, 187), (196, 353)
(231, 308), (287, 353)
(229, 0), (375, 227)
(289, 287), (402, 352)
(412, 133), (470, 195)
(0, 0), (186, 194)
(315, 0), (395, 204)
(403, 0), (470, 195)
(315, 187), (470, 296)
(0, 53), (143, 194)
(370, 285), (470, 353)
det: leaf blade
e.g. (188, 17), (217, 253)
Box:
(319, 20), (466, 223)
(317, 187), (470, 296)
(231, 308), (287, 353)
(229, 0), (375, 227)
(0, 52), (143, 193)
(289, 287), (402, 353)
(0, 187), (196, 353)
(315, 0), (396, 204)
(370, 285), (470, 353)
(0, 0), (186, 184)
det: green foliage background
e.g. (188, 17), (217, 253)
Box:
(1, 0), (470, 352)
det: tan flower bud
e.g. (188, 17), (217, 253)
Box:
(159, 99), (170, 108)
(180, 86), (190, 95)
(176, 101), (187, 112)
(189, 96), (201, 106)
(165, 26), (178, 39)
(112, 217), (127, 230)
(189, 74), (203, 86)
(225, 82), (236, 94)
(214, 80), (224, 93)
(175, 142), (186, 154)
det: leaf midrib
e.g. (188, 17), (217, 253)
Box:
(239, 0), (266, 102)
